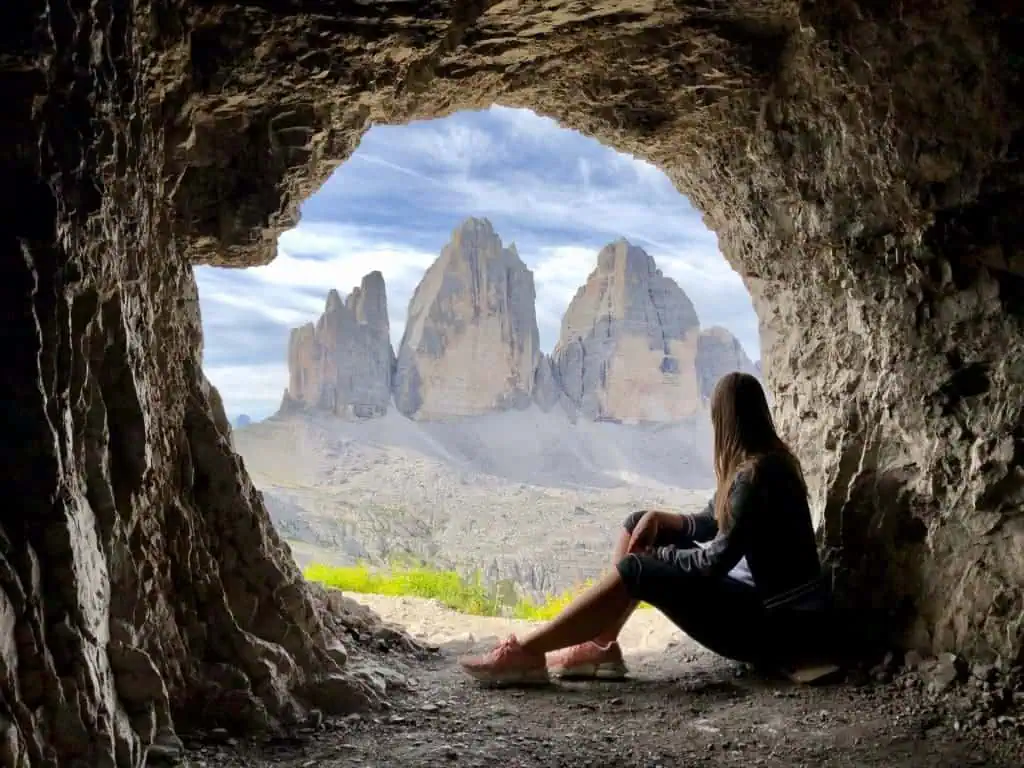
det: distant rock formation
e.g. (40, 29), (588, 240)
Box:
(695, 326), (760, 400)
(282, 271), (395, 418)
(393, 218), (544, 419)
(233, 413), (252, 428)
(278, 218), (760, 424)
(551, 239), (703, 423)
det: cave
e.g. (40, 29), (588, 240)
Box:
(2, 1), (1022, 764)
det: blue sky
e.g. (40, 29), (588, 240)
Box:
(195, 106), (758, 420)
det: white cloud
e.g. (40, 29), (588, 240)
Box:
(533, 246), (595, 345)
(205, 363), (290, 420)
(197, 225), (438, 349)
(268, 233), (435, 297)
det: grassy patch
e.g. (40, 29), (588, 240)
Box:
(303, 562), (647, 620)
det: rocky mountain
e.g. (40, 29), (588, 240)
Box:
(277, 218), (758, 424)
(695, 326), (761, 400)
(393, 218), (545, 419)
(281, 271), (395, 417)
(551, 239), (703, 423)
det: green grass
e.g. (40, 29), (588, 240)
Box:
(303, 562), (647, 620)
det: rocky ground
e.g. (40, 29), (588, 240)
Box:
(180, 595), (1024, 768)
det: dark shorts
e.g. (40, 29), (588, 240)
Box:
(616, 511), (781, 665)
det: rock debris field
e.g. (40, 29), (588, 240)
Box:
(235, 411), (713, 595)
(182, 595), (1024, 768)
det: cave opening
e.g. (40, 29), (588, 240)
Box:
(3, 1), (1023, 765)
(195, 105), (761, 614)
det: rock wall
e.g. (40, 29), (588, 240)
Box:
(4, 0), (1022, 764)
(696, 326), (760, 401)
(283, 272), (394, 418)
(394, 218), (542, 419)
(553, 239), (703, 423)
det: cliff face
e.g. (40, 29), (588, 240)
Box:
(393, 218), (542, 420)
(696, 326), (760, 400)
(284, 272), (394, 418)
(552, 240), (703, 423)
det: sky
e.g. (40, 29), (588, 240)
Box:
(195, 105), (758, 421)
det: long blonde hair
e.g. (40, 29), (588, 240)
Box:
(711, 372), (805, 529)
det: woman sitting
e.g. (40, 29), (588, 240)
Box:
(459, 371), (829, 684)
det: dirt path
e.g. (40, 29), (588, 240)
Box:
(188, 595), (1024, 768)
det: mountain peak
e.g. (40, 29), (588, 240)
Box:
(284, 272), (394, 418)
(454, 216), (496, 236)
(325, 288), (344, 313)
(595, 238), (656, 276)
(695, 326), (759, 399)
(394, 218), (541, 419)
(553, 241), (701, 423)
(279, 221), (757, 425)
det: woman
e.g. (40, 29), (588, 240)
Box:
(459, 371), (829, 685)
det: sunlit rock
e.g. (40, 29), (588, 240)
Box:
(394, 218), (542, 419)
(284, 271), (395, 418)
(553, 239), (702, 423)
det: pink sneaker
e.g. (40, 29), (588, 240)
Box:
(547, 641), (629, 680)
(458, 636), (550, 686)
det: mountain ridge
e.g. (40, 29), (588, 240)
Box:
(280, 217), (758, 423)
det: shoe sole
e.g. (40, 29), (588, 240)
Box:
(461, 665), (551, 687)
(551, 661), (629, 681)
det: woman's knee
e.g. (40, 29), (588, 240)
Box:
(615, 553), (643, 596)
(615, 552), (675, 602)
(622, 510), (647, 534)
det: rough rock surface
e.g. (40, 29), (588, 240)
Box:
(283, 272), (394, 418)
(531, 353), (570, 414)
(696, 326), (761, 400)
(553, 239), (703, 423)
(3, 0), (1023, 764)
(394, 218), (542, 419)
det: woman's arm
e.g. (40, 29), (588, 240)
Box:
(627, 506), (716, 553)
(653, 473), (756, 578)
(688, 496), (719, 542)
(627, 511), (682, 552)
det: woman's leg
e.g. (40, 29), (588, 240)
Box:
(621, 554), (770, 665)
(592, 524), (640, 644)
(593, 510), (694, 645)
(518, 568), (634, 655)
(458, 566), (635, 683)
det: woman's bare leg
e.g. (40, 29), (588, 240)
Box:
(518, 568), (634, 655)
(591, 529), (640, 645)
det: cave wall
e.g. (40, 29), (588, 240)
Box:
(1, 0), (1022, 764)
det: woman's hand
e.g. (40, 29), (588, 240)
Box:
(628, 511), (660, 554)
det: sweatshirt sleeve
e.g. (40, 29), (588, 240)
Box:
(655, 470), (757, 577)
(686, 496), (719, 542)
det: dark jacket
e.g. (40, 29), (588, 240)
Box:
(655, 453), (827, 613)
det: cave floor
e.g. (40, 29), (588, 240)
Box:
(186, 642), (1024, 767)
